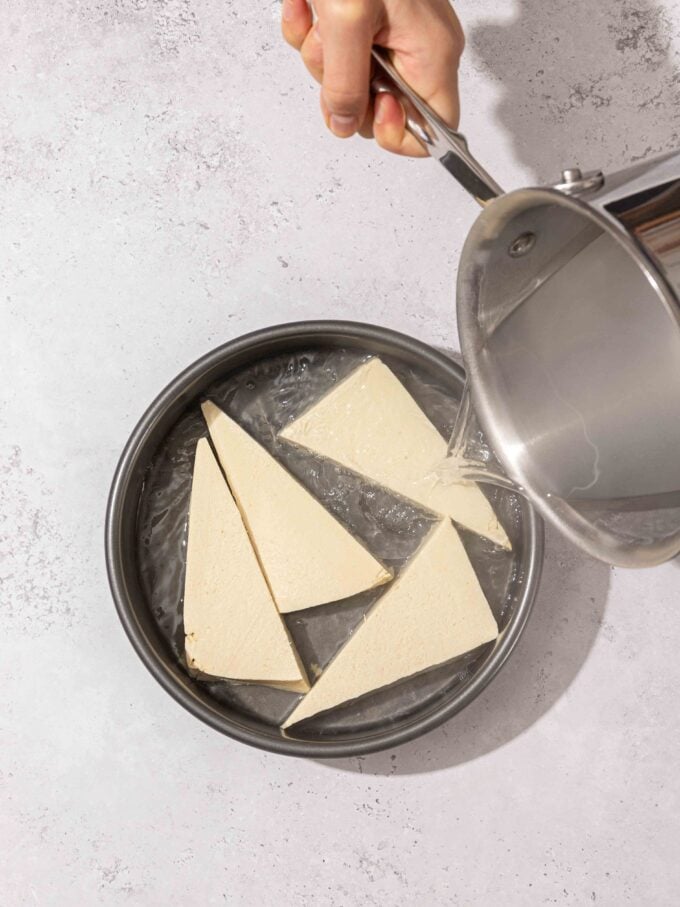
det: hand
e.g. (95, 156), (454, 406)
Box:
(281, 0), (464, 156)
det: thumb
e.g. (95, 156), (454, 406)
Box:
(316, 5), (376, 137)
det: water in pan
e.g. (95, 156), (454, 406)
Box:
(137, 348), (524, 739)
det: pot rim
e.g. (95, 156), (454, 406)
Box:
(457, 187), (680, 568)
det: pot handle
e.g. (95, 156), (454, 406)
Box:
(371, 47), (503, 207)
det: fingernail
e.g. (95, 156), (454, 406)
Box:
(374, 93), (388, 125)
(330, 114), (358, 137)
(282, 0), (294, 22)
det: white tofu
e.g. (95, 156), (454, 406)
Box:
(279, 358), (510, 549)
(202, 402), (392, 613)
(282, 520), (498, 728)
(183, 438), (308, 692)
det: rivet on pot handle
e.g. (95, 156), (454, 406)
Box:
(371, 47), (503, 207)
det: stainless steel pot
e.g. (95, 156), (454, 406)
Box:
(373, 48), (680, 568)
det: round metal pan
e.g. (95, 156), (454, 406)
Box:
(105, 321), (543, 757)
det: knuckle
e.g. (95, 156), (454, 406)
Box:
(281, 27), (302, 50)
(456, 29), (466, 55)
(448, 34), (465, 63)
(301, 40), (323, 68)
(281, 16), (307, 50)
(324, 0), (371, 27)
(439, 22), (465, 60)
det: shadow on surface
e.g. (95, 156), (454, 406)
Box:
(318, 526), (610, 775)
(467, 0), (680, 181)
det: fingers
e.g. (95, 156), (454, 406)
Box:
(297, 23), (322, 83)
(282, 0), (323, 88)
(386, 2), (464, 132)
(373, 92), (428, 157)
(281, 0), (312, 50)
(316, 3), (378, 137)
(369, 4), (462, 157)
(395, 49), (461, 138)
(281, 0), (464, 158)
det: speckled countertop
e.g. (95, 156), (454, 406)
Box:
(3, 2), (680, 904)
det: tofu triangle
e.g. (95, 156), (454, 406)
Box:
(279, 358), (510, 549)
(184, 438), (308, 692)
(282, 520), (498, 728)
(202, 402), (392, 613)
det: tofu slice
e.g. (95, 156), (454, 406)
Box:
(279, 358), (510, 549)
(184, 438), (308, 692)
(202, 402), (392, 613)
(282, 519), (498, 728)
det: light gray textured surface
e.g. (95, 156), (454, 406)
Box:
(2, 1), (680, 904)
